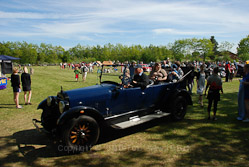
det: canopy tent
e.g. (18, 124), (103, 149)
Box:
(0, 55), (20, 76)
(102, 61), (113, 65)
(0, 55), (20, 60)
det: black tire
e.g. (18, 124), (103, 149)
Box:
(170, 96), (187, 121)
(62, 115), (100, 153)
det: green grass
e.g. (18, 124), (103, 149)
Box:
(0, 66), (248, 167)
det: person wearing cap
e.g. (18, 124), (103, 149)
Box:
(130, 65), (149, 89)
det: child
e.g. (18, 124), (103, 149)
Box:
(205, 67), (223, 120)
(242, 64), (249, 122)
(74, 67), (80, 82)
(196, 64), (205, 107)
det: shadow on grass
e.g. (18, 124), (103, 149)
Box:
(0, 116), (170, 167)
(1, 92), (248, 166)
(64, 81), (79, 83)
(0, 104), (16, 108)
(145, 91), (249, 166)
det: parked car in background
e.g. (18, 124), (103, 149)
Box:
(141, 64), (152, 72)
(218, 67), (226, 78)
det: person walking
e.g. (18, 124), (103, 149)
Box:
(205, 67), (223, 120)
(187, 63), (195, 95)
(81, 64), (88, 82)
(225, 61), (231, 82)
(229, 63), (235, 82)
(74, 67), (80, 82)
(196, 64), (205, 107)
(11, 68), (22, 109)
(21, 66), (32, 105)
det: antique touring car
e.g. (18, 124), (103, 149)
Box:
(33, 64), (192, 152)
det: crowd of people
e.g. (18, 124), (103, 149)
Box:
(59, 62), (94, 82)
(10, 59), (249, 123)
(118, 59), (249, 122)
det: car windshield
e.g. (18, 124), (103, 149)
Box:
(99, 65), (124, 84)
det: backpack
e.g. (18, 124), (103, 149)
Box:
(83, 66), (88, 72)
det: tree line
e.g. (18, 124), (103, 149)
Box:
(0, 36), (248, 64)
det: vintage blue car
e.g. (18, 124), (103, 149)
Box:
(33, 64), (192, 152)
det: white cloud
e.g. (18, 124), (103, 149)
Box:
(152, 28), (215, 35)
(0, 0), (248, 46)
(0, 31), (43, 37)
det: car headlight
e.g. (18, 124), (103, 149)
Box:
(47, 96), (52, 106)
(59, 101), (65, 113)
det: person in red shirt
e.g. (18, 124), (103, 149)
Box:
(225, 61), (231, 82)
(205, 67), (223, 120)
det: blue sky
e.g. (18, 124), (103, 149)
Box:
(0, 0), (248, 52)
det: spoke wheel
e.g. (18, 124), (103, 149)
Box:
(62, 115), (99, 153)
(70, 123), (91, 145)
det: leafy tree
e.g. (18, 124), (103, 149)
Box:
(237, 35), (249, 61)
(0, 42), (12, 56)
(210, 36), (219, 57)
(218, 41), (234, 52)
(193, 38), (214, 61)
(169, 38), (213, 61)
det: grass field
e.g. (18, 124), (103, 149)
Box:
(0, 66), (248, 167)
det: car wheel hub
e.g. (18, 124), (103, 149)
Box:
(70, 124), (90, 144)
(79, 131), (86, 139)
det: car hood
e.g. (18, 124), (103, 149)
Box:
(65, 84), (115, 109)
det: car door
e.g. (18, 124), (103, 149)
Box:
(124, 86), (154, 111)
(106, 86), (130, 115)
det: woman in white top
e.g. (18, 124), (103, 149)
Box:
(196, 64), (205, 107)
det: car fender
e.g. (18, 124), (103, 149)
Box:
(161, 89), (192, 110)
(57, 106), (105, 127)
(37, 96), (57, 110)
(170, 89), (192, 105)
(37, 99), (47, 110)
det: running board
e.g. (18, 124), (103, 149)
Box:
(111, 111), (170, 129)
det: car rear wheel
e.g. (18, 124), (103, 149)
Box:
(170, 96), (187, 121)
(62, 115), (100, 153)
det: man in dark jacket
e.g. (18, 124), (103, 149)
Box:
(131, 65), (149, 89)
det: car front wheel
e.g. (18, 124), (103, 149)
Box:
(62, 115), (100, 153)
(170, 96), (187, 121)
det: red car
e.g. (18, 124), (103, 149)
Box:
(141, 64), (152, 72)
